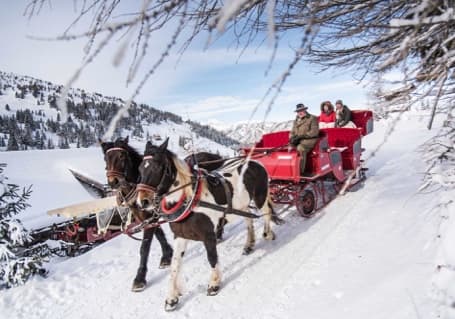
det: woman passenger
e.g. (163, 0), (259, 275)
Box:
(319, 101), (336, 128)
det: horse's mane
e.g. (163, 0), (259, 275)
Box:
(123, 143), (143, 164)
(113, 139), (143, 166)
(167, 151), (194, 196)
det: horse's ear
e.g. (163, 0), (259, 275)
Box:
(159, 137), (169, 152)
(98, 137), (103, 144)
(124, 136), (129, 144)
(145, 141), (152, 153)
(100, 142), (109, 153)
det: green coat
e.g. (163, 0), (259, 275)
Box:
(290, 114), (319, 152)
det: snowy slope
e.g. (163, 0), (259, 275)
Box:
(222, 120), (293, 145)
(0, 112), (447, 318)
(0, 70), (239, 152)
(1, 132), (234, 230)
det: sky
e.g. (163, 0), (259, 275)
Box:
(0, 1), (370, 125)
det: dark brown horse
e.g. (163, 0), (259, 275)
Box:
(136, 138), (282, 311)
(100, 136), (173, 292)
(100, 136), (225, 292)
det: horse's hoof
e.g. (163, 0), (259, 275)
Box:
(164, 298), (179, 312)
(263, 231), (276, 240)
(131, 279), (146, 292)
(207, 285), (220, 296)
(242, 247), (254, 255)
(159, 258), (172, 269)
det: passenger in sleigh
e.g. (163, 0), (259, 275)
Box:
(335, 100), (357, 128)
(319, 101), (336, 128)
(289, 103), (319, 176)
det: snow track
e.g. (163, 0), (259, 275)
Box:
(0, 113), (442, 318)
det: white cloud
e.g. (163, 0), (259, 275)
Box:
(164, 95), (259, 120)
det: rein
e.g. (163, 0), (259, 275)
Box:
(192, 143), (290, 167)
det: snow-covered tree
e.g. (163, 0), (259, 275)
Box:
(25, 0), (454, 126)
(0, 163), (46, 289)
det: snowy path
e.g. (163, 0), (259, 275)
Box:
(0, 114), (441, 319)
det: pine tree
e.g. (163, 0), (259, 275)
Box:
(0, 164), (47, 289)
(7, 133), (19, 151)
(47, 138), (54, 149)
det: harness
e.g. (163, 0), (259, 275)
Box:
(125, 155), (268, 236)
(105, 147), (129, 179)
(159, 170), (204, 223)
(136, 156), (203, 223)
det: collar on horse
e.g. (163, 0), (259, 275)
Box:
(159, 169), (204, 223)
(136, 157), (203, 223)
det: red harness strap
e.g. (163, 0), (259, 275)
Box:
(160, 172), (204, 223)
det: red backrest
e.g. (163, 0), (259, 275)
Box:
(256, 131), (290, 148)
(321, 128), (361, 150)
(351, 110), (373, 136)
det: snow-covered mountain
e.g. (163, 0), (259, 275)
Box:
(223, 120), (293, 145)
(0, 70), (238, 153)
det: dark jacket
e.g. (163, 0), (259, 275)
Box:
(335, 105), (352, 127)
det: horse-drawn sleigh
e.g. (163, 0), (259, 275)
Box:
(40, 109), (373, 311)
(243, 110), (373, 216)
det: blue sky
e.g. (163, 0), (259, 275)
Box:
(0, 2), (369, 125)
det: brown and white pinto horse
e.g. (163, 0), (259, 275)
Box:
(136, 138), (282, 311)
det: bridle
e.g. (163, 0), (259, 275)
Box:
(104, 146), (138, 206)
(136, 154), (203, 223)
(136, 155), (178, 197)
(105, 147), (130, 180)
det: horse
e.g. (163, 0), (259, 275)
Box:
(100, 136), (226, 292)
(100, 136), (174, 292)
(135, 138), (282, 311)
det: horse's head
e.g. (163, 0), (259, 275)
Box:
(137, 138), (179, 210)
(100, 136), (138, 189)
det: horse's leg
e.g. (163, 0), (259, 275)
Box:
(165, 237), (188, 312)
(204, 233), (221, 296)
(215, 217), (227, 242)
(132, 227), (155, 292)
(262, 199), (276, 240)
(243, 217), (256, 255)
(154, 226), (173, 268)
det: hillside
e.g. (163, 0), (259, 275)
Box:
(223, 120), (293, 145)
(0, 70), (238, 152)
(0, 110), (452, 318)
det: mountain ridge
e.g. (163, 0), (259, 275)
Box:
(0, 70), (238, 153)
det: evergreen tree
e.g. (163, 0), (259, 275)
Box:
(7, 134), (19, 151)
(0, 164), (47, 289)
(5, 104), (10, 112)
(46, 138), (54, 150)
(58, 136), (69, 149)
(22, 124), (34, 148)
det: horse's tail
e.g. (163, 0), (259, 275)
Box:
(268, 196), (284, 225)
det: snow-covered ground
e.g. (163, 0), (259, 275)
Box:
(0, 111), (451, 318)
(0, 131), (234, 230)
